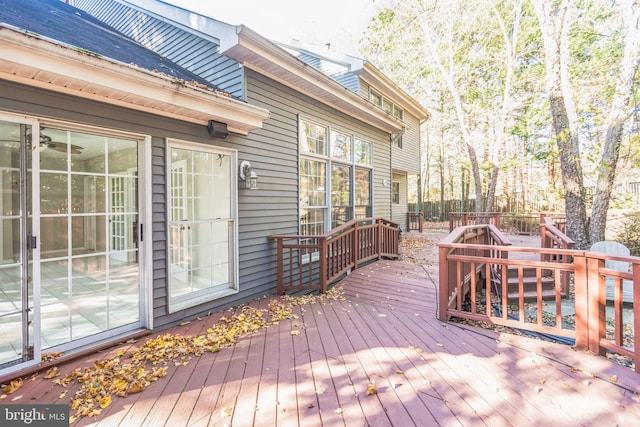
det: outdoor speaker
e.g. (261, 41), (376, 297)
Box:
(207, 120), (229, 139)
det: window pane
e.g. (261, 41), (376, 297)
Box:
(354, 139), (371, 165)
(355, 168), (371, 205)
(301, 208), (325, 236)
(331, 164), (351, 228)
(330, 131), (351, 161)
(370, 90), (382, 106)
(300, 121), (326, 155)
(299, 158), (326, 207)
(299, 158), (326, 235)
(392, 181), (400, 204)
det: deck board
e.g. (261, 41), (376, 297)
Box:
(2, 255), (639, 426)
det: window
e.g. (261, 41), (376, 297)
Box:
(299, 158), (326, 236)
(355, 167), (371, 218)
(331, 163), (351, 228)
(369, 89), (403, 120)
(168, 141), (237, 311)
(392, 181), (400, 204)
(299, 118), (372, 235)
(331, 130), (351, 161)
(354, 139), (371, 165)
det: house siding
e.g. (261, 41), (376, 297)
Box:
(392, 112), (421, 174)
(72, 0), (246, 98)
(243, 68), (392, 233)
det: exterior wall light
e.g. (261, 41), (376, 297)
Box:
(239, 160), (259, 189)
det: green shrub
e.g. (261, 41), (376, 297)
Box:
(613, 212), (640, 256)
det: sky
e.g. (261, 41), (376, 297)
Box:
(164, 0), (377, 55)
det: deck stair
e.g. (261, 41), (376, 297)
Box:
(502, 265), (556, 301)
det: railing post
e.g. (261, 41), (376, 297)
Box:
(352, 220), (359, 270)
(319, 237), (327, 293)
(573, 253), (590, 350)
(633, 263), (640, 373)
(584, 254), (606, 355)
(377, 219), (383, 260)
(275, 238), (284, 295)
(438, 245), (450, 321)
(419, 212), (424, 232)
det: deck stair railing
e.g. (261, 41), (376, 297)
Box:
(269, 217), (399, 295)
(438, 222), (640, 373)
(449, 212), (567, 235)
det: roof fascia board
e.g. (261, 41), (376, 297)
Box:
(0, 27), (269, 135)
(224, 28), (403, 133)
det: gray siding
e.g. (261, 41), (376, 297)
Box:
(241, 68), (392, 259)
(72, 0), (245, 98)
(392, 112), (421, 174)
(392, 172), (409, 230)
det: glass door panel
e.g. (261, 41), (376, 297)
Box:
(0, 119), (34, 368)
(39, 128), (140, 348)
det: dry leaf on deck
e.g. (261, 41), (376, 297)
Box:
(2, 379), (23, 394)
(367, 381), (377, 395)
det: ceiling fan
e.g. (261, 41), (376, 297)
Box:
(0, 128), (83, 154)
(38, 133), (83, 154)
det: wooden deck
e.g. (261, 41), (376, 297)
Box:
(4, 245), (640, 426)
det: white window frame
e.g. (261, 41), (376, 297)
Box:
(166, 139), (239, 312)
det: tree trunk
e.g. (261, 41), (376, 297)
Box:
(590, 0), (640, 243)
(535, 0), (590, 249)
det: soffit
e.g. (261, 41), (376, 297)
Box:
(0, 27), (269, 135)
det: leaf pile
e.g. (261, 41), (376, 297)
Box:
(54, 286), (345, 422)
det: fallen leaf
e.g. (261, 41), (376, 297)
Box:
(44, 367), (60, 379)
(221, 406), (233, 418)
(291, 330), (300, 336)
(533, 386), (542, 393)
(1, 379), (23, 394)
(335, 408), (344, 415)
(609, 375), (618, 383)
(99, 396), (112, 409)
(307, 403), (315, 408)
(59, 391), (68, 399)
(367, 381), (377, 395)
(316, 386), (326, 395)
(395, 369), (404, 374)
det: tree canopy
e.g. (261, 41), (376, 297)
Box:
(361, 0), (640, 246)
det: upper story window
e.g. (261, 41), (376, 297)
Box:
(369, 89), (404, 121)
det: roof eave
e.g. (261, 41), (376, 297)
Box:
(0, 26), (270, 135)
(222, 27), (404, 134)
(355, 63), (431, 121)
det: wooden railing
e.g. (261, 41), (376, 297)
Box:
(540, 216), (574, 294)
(449, 212), (567, 235)
(438, 223), (640, 373)
(407, 212), (424, 232)
(269, 218), (399, 295)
